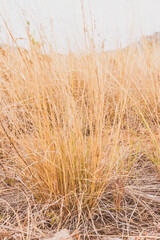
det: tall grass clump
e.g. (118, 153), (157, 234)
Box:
(0, 29), (160, 235)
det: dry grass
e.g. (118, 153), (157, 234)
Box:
(0, 32), (160, 239)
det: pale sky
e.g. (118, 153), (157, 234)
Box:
(0, 0), (160, 53)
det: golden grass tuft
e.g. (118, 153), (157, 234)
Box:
(0, 33), (160, 238)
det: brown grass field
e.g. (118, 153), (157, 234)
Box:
(0, 29), (160, 239)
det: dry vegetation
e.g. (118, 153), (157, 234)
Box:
(0, 33), (160, 239)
